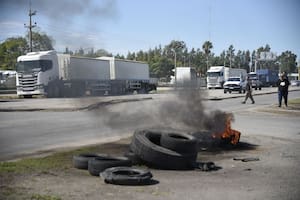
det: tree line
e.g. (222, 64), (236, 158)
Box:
(0, 31), (298, 80)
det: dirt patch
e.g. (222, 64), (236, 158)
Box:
(1, 135), (299, 200)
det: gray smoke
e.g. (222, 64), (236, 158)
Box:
(1, 0), (118, 49)
(157, 86), (228, 133)
(90, 84), (228, 135)
(1, 0), (118, 21)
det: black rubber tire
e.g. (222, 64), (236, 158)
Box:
(88, 156), (132, 176)
(100, 167), (153, 185)
(124, 151), (143, 165)
(73, 153), (103, 170)
(160, 132), (197, 154)
(130, 129), (197, 170)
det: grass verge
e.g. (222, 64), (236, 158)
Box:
(0, 138), (130, 174)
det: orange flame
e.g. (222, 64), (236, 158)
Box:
(212, 113), (241, 145)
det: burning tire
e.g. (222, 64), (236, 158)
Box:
(160, 132), (197, 154)
(73, 153), (103, 170)
(100, 167), (153, 185)
(130, 129), (197, 170)
(88, 156), (132, 176)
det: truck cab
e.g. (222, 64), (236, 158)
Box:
(206, 66), (229, 89)
(248, 72), (262, 90)
(16, 51), (59, 98)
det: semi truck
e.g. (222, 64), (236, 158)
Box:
(206, 66), (247, 89)
(16, 50), (157, 98)
(256, 69), (278, 87)
(248, 69), (278, 88)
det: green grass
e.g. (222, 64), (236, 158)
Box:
(0, 145), (105, 174)
(289, 98), (300, 105)
(31, 194), (62, 200)
(0, 136), (130, 175)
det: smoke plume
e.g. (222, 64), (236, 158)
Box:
(90, 83), (228, 135)
(1, 0), (119, 50)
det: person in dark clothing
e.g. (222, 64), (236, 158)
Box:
(242, 77), (255, 104)
(277, 74), (290, 107)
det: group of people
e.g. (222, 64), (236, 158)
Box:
(242, 72), (290, 107)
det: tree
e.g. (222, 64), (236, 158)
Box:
(277, 51), (297, 73)
(226, 45), (235, 68)
(28, 31), (54, 51)
(0, 37), (28, 70)
(150, 57), (174, 80)
(94, 49), (112, 57)
(165, 40), (187, 67)
(202, 41), (213, 71)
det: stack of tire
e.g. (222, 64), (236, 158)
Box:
(73, 153), (153, 185)
(129, 129), (198, 170)
(73, 153), (132, 176)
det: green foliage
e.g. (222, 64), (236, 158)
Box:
(29, 31), (54, 51)
(0, 31), (54, 70)
(278, 51), (297, 73)
(0, 33), (298, 78)
(0, 37), (27, 70)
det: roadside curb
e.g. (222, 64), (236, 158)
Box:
(0, 97), (153, 112)
(206, 88), (300, 101)
(0, 88), (299, 112)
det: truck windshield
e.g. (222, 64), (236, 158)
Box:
(248, 73), (257, 79)
(207, 72), (221, 77)
(16, 60), (52, 73)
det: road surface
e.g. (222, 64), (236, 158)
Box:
(0, 89), (299, 161)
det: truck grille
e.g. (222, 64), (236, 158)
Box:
(208, 77), (218, 84)
(18, 73), (38, 91)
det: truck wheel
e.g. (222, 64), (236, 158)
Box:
(224, 90), (227, 94)
(259, 87), (262, 90)
(23, 95), (33, 98)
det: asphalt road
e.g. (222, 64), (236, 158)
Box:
(0, 89), (299, 161)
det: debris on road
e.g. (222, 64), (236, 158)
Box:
(233, 157), (260, 162)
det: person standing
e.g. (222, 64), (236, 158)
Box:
(277, 74), (290, 107)
(242, 77), (255, 104)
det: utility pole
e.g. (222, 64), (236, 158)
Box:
(24, 1), (37, 52)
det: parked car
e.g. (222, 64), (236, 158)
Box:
(223, 77), (246, 94)
(290, 80), (300, 87)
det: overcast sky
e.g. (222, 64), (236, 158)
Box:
(1, 0), (299, 60)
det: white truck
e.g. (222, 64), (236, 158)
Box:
(175, 67), (197, 86)
(16, 50), (157, 98)
(206, 66), (247, 89)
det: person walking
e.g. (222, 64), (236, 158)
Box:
(277, 73), (290, 107)
(242, 77), (255, 104)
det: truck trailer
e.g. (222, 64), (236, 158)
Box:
(175, 67), (197, 87)
(256, 69), (278, 87)
(16, 51), (156, 98)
